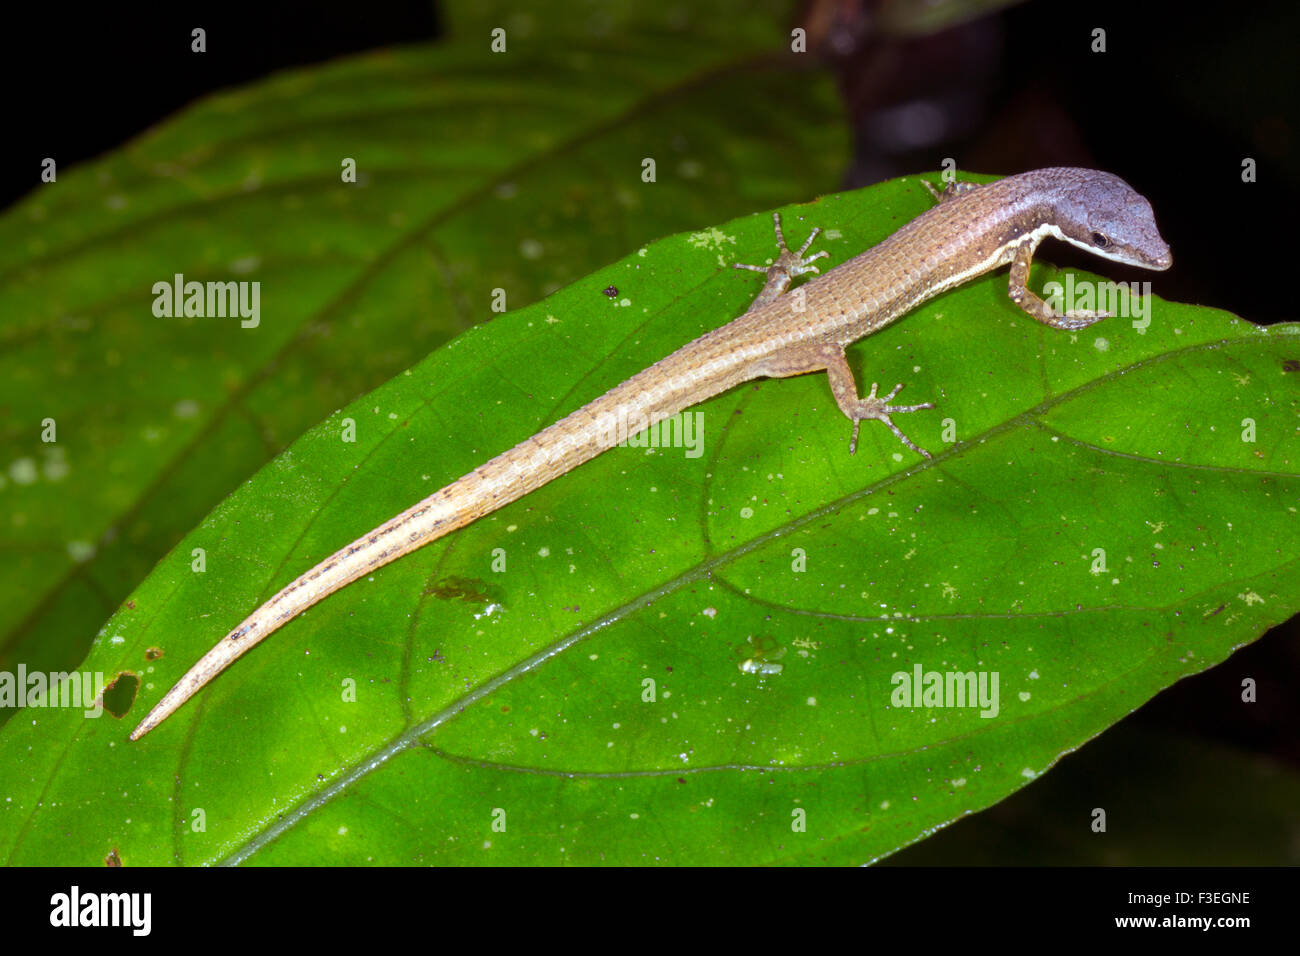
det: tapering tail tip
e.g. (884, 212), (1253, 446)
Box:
(126, 638), (234, 740)
(128, 692), (178, 741)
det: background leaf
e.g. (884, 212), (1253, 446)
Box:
(1, 174), (1295, 865)
(0, 0), (847, 714)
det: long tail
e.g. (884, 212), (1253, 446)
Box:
(128, 357), (724, 740)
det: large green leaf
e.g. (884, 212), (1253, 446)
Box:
(0, 0), (846, 708)
(2, 172), (1295, 865)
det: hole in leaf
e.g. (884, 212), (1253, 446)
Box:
(101, 673), (139, 719)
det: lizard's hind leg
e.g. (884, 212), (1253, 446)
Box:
(754, 343), (933, 459)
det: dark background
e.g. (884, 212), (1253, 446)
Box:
(5, 0), (1295, 323)
(1, 0), (1295, 864)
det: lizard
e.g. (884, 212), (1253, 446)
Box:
(129, 167), (1172, 740)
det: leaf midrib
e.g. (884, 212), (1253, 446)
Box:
(217, 327), (1289, 864)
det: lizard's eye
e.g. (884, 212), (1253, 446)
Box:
(1091, 232), (1110, 248)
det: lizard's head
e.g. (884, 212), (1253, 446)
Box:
(1048, 170), (1173, 271)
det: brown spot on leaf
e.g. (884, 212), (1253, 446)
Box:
(145, 647), (163, 661)
(424, 575), (503, 606)
(105, 847), (122, 867)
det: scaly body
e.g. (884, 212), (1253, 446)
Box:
(130, 168), (1171, 739)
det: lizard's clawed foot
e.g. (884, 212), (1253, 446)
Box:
(734, 211), (830, 285)
(922, 179), (981, 205)
(847, 382), (934, 459)
(1055, 309), (1113, 330)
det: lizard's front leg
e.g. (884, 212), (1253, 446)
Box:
(733, 212), (829, 310)
(923, 178), (981, 204)
(1008, 239), (1111, 330)
(755, 344), (933, 459)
